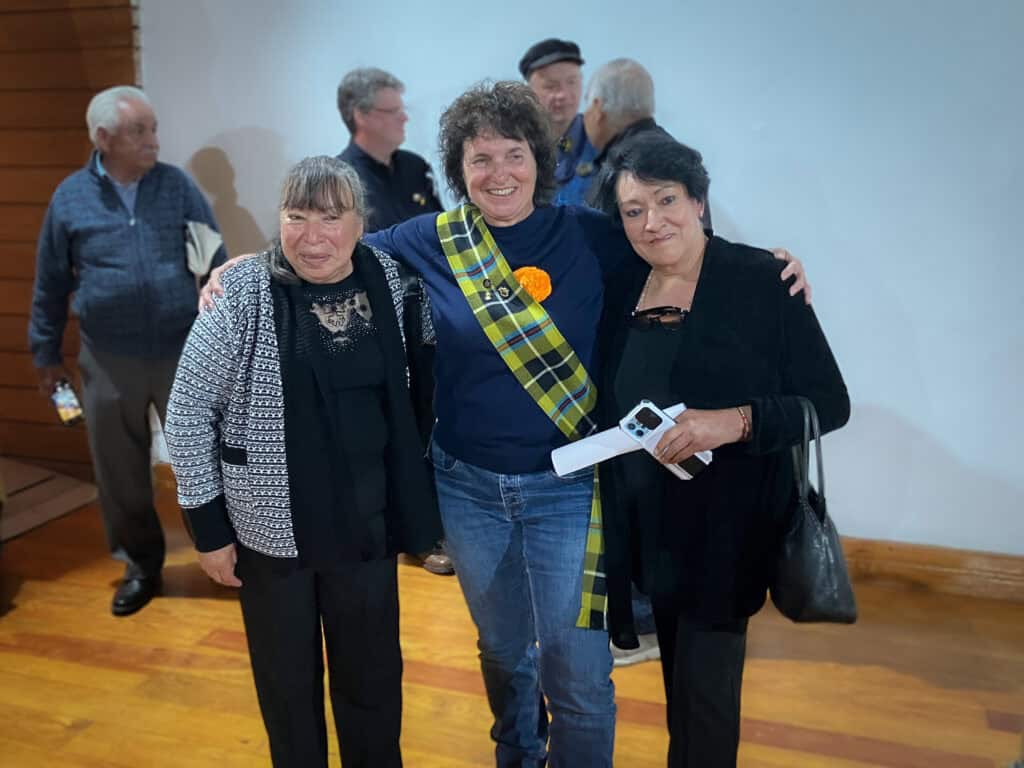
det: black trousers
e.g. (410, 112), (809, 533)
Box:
(653, 606), (749, 768)
(236, 548), (403, 768)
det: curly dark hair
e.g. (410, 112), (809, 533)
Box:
(438, 80), (556, 206)
(590, 132), (710, 224)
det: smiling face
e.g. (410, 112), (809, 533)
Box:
(279, 207), (364, 284)
(615, 173), (706, 267)
(527, 61), (583, 137)
(461, 133), (537, 227)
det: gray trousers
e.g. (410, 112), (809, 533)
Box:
(78, 342), (181, 579)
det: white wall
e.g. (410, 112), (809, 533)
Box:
(140, 0), (1024, 554)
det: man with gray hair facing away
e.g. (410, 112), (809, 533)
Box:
(29, 85), (226, 615)
(337, 68), (452, 576)
(584, 58), (712, 229)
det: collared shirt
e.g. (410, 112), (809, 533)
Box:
(95, 154), (139, 214)
(29, 152), (227, 366)
(553, 113), (599, 207)
(338, 142), (443, 232)
(593, 118), (713, 230)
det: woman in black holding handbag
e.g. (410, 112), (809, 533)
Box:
(591, 133), (850, 767)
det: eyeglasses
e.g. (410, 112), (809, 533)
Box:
(628, 305), (688, 329)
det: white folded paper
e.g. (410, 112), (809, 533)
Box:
(551, 403), (687, 476)
(185, 219), (224, 277)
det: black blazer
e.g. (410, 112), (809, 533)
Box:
(598, 236), (850, 647)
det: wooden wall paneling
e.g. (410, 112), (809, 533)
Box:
(0, 351), (80, 388)
(0, 8), (133, 52)
(0, 167), (77, 203)
(0, 205), (46, 240)
(0, 316), (78, 353)
(0, 315), (28, 349)
(0, 421), (90, 463)
(0, 48), (135, 90)
(0, 0), (129, 11)
(0, 278), (33, 315)
(0, 386), (60, 424)
(0, 90), (94, 129)
(0, 129), (92, 166)
(0, 243), (38, 278)
(0, 352), (35, 387)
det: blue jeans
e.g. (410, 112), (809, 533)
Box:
(431, 441), (616, 768)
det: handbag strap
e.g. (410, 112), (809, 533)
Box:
(807, 398), (826, 502)
(791, 397), (827, 509)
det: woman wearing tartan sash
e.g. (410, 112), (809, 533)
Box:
(370, 82), (623, 767)
(201, 81), (810, 768)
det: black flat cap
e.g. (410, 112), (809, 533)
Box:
(518, 38), (584, 79)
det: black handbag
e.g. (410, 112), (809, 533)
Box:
(770, 397), (858, 623)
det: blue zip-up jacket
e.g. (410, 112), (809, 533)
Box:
(28, 152), (227, 367)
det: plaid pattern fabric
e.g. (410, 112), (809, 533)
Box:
(437, 205), (597, 440)
(576, 467), (607, 628)
(436, 204), (606, 630)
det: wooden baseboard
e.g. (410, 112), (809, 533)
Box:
(843, 536), (1024, 603)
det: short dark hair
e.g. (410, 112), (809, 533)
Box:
(268, 155), (367, 284)
(518, 38), (584, 79)
(438, 81), (556, 206)
(590, 133), (710, 223)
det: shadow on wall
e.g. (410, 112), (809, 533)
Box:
(189, 145), (268, 256)
(188, 128), (288, 256)
(827, 403), (1024, 556)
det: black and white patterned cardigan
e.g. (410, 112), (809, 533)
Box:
(165, 245), (427, 557)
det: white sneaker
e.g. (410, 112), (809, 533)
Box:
(611, 633), (660, 667)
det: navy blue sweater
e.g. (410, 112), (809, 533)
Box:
(365, 204), (629, 473)
(29, 153), (226, 366)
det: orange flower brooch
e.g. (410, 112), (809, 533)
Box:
(513, 266), (552, 303)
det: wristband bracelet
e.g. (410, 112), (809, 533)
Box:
(736, 406), (751, 442)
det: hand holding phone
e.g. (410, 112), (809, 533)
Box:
(619, 400), (712, 480)
(51, 379), (84, 426)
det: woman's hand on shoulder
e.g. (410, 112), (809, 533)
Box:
(771, 248), (812, 305)
(653, 408), (746, 465)
(199, 253), (258, 312)
(197, 543), (242, 587)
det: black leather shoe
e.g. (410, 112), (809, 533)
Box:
(111, 576), (160, 616)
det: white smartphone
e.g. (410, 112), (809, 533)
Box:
(619, 400), (712, 480)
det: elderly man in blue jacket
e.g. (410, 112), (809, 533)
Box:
(28, 85), (226, 616)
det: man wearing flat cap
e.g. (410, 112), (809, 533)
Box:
(519, 38), (598, 206)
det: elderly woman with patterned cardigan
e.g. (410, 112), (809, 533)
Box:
(165, 155), (440, 768)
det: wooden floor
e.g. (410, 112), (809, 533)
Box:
(1, 471), (1022, 767)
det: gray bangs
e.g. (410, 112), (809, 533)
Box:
(278, 155), (367, 220)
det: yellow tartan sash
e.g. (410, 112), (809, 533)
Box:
(436, 204), (607, 629)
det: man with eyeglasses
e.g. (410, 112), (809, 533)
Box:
(336, 68), (452, 576)
(336, 68), (443, 231)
